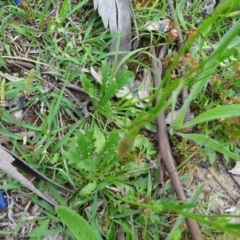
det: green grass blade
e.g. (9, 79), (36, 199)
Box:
(172, 10), (240, 131)
(176, 133), (239, 161)
(56, 206), (102, 240)
(66, 0), (89, 18)
(176, 0), (187, 30)
(179, 104), (240, 130)
(1, 111), (41, 131)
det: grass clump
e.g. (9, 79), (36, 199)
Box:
(1, 0), (240, 239)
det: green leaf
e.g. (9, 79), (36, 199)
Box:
(172, 229), (181, 240)
(77, 159), (93, 171)
(79, 182), (97, 196)
(176, 133), (239, 161)
(100, 60), (111, 96)
(179, 105), (240, 130)
(56, 206), (102, 240)
(63, 149), (79, 164)
(99, 63), (134, 106)
(75, 130), (95, 158)
(80, 73), (97, 103)
(29, 218), (50, 240)
(66, 0), (89, 18)
(176, 0), (187, 30)
(205, 148), (217, 165)
(59, 0), (71, 19)
(93, 124), (105, 151)
(102, 132), (120, 152)
(100, 78), (118, 106)
(116, 69), (134, 89)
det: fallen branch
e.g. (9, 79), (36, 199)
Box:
(1, 145), (74, 194)
(151, 47), (203, 240)
(0, 146), (57, 206)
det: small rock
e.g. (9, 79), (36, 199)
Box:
(204, 173), (213, 179)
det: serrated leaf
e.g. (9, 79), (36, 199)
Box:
(100, 61), (111, 96)
(99, 65), (134, 106)
(100, 79), (118, 106)
(75, 131), (95, 159)
(56, 206), (102, 240)
(205, 148), (217, 165)
(63, 149), (79, 164)
(133, 135), (150, 148)
(116, 69), (134, 88)
(80, 73), (97, 103)
(102, 132), (120, 152)
(94, 125), (105, 152)
(78, 159), (93, 172)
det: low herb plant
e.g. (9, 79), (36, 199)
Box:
(1, 0), (240, 239)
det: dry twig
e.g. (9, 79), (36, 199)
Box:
(151, 47), (202, 240)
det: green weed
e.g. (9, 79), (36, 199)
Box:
(1, 0), (240, 239)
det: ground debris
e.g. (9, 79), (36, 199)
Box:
(184, 161), (240, 223)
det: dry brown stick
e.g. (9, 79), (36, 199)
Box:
(0, 146), (57, 206)
(117, 227), (125, 240)
(1, 145), (74, 194)
(151, 47), (203, 240)
(157, 160), (165, 198)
